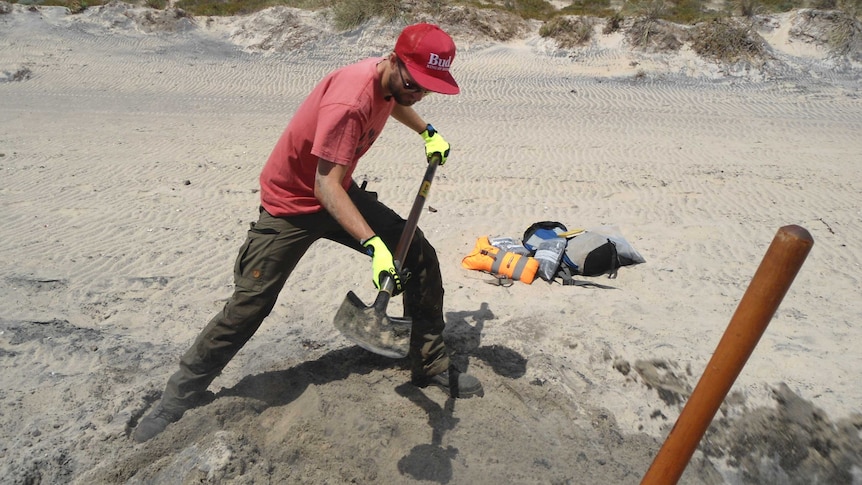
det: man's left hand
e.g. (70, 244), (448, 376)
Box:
(421, 124), (450, 165)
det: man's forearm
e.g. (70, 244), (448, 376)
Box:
(390, 104), (427, 133)
(314, 160), (374, 243)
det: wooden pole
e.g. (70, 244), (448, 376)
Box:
(641, 225), (814, 485)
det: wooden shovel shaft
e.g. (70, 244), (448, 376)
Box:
(393, 154), (440, 269)
(375, 154), (439, 296)
(641, 225), (814, 485)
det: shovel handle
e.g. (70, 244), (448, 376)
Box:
(641, 225), (814, 485)
(392, 154), (441, 270)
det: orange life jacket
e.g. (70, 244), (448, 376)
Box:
(461, 236), (538, 284)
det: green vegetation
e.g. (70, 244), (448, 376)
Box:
(560, 0), (614, 17)
(172, 0), (327, 16)
(15, 0), (859, 23)
(25, 0), (91, 10)
(667, 0), (710, 23)
(621, 0), (721, 24)
(331, 0), (401, 30)
(502, 0), (557, 20)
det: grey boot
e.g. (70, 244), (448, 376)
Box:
(413, 366), (484, 399)
(132, 398), (190, 443)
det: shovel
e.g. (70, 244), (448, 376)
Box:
(333, 154), (442, 358)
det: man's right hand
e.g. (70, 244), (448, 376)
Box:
(362, 236), (404, 294)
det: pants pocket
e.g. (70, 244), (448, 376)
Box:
(233, 228), (278, 291)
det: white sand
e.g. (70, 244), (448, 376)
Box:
(2, 3), (861, 483)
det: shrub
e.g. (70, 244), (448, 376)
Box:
(603, 11), (624, 33)
(732, 0), (763, 17)
(439, 5), (529, 41)
(68, 0), (87, 14)
(624, 0), (669, 20)
(622, 0), (715, 24)
(503, 0), (556, 20)
(825, 9), (861, 57)
(690, 17), (766, 63)
(560, 0), (616, 17)
(539, 15), (594, 47)
(666, 0), (705, 23)
(331, 0), (401, 30)
(628, 17), (687, 49)
(174, 0), (330, 17)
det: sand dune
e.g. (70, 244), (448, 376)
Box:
(2, 2), (861, 483)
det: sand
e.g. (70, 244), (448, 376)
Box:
(1, 2), (861, 484)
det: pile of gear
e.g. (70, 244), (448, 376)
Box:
(461, 221), (645, 285)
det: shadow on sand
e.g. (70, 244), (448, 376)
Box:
(207, 302), (525, 484)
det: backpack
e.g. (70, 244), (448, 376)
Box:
(563, 231), (620, 278)
(523, 221), (622, 283)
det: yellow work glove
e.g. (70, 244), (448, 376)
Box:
(362, 235), (404, 294)
(420, 124), (450, 165)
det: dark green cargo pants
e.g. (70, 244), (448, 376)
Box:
(163, 183), (449, 405)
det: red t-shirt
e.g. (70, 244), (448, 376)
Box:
(259, 58), (395, 216)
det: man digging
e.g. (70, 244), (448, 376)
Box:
(134, 23), (483, 444)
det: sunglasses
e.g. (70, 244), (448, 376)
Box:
(396, 59), (429, 94)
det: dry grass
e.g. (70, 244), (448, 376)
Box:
(603, 11), (624, 33)
(539, 15), (594, 47)
(623, 0), (669, 20)
(732, 0), (765, 17)
(437, 5), (529, 41)
(788, 7), (862, 58)
(824, 9), (862, 57)
(331, 0), (401, 29)
(628, 17), (688, 50)
(560, 0), (616, 17)
(690, 17), (767, 63)
(829, 15), (862, 56)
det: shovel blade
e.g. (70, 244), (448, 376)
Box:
(333, 290), (411, 358)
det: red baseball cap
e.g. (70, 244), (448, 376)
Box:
(394, 23), (460, 95)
